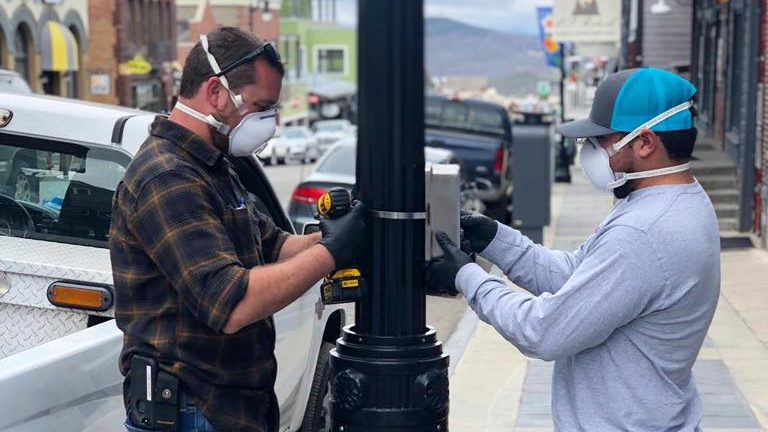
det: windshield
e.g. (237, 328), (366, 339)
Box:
(426, 99), (508, 137)
(425, 149), (451, 164)
(284, 128), (307, 139)
(315, 122), (346, 133)
(316, 145), (356, 176)
(0, 138), (129, 247)
(0, 73), (32, 94)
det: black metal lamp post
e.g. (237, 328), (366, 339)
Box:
(328, 0), (450, 430)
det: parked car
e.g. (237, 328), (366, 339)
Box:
(425, 95), (514, 223)
(287, 138), (482, 234)
(257, 126), (289, 166)
(0, 69), (32, 95)
(0, 93), (344, 432)
(312, 119), (354, 155)
(283, 126), (320, 164)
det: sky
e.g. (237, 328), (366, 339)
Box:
(335, 0), (552, 36)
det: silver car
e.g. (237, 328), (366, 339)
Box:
(312, 119), (354, 155)
(0, 69), (32, 95)
(288, 138), (483, 234)
(283, 126), (320, 164)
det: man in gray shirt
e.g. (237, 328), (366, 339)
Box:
(428, 68), (720, 431)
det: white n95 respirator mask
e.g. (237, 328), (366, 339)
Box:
(176, 102), (277, 157)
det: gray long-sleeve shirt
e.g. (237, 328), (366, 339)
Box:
(455, 181), (720, 431)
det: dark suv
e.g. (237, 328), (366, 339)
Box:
(425, 95), (514, 222)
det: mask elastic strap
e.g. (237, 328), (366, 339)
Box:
(611, 100), (694, 154)
(607, 162), (692, 189)
(200, 34), (244, 109)
(175, 101), (231, 135)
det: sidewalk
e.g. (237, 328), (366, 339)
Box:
(448, 166), (768, 431)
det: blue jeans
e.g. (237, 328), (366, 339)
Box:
(125, 403), (215, 432)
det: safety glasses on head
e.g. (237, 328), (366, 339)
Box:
(200, 34), (281, 109)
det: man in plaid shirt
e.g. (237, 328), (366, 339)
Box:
(109, 27), (365, 432)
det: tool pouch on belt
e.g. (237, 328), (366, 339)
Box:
(128, 354), (180, 431)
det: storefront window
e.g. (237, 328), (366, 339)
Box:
(317, 48), (345, 74)
(132, 81), (162, 112)
(69, 26), (83, 98)
(695, 4), (719, 137)
(726, 10), (746, 136)
(14, 25), (31, 83)
(0, 32), (6, 69)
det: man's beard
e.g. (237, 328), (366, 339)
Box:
(613, 182), (633, 199)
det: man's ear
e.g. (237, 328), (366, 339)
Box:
(203, 76), (227, 111)
(635, 129), (659, 158)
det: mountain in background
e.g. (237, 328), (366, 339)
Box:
(425, 17), (553, 97)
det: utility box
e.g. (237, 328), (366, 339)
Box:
(425, 163), (461, 260)
(511, 112), (552, 244)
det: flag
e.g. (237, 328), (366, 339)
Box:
(537, 7), (561, 68)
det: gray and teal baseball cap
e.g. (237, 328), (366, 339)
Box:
(558, 67), (697, 138)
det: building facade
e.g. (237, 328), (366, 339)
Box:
(620, 0), (693, 76)
(176, 0), (281, 63)
(87, 0), (176, 111)
(690, 0), (764, 246)
(619, 0), (768, 248)
(279, 15), (356, 124)
(0, 0), (88, 97)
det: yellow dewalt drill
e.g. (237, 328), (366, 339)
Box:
(316, 187), (366, 304)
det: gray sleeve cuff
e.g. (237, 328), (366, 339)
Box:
(455, 262), (488, 300)
(479, 222), (521, 269)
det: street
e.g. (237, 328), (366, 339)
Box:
(263, 161), (469, 343)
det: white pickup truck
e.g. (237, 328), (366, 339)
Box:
(0, 93), (345, 432)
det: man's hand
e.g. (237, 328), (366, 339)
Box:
(320, 200), (366, 268)
(426, 232), (474, 296)
(460, 210), (498, 254)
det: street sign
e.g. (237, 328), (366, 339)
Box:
(90, 74), (111, 95)
(538, 81), (552, 98)
(119, 54), (153, 76)
(553, 0), (621, 43)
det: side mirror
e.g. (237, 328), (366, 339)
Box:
(303, 221), (321, 235)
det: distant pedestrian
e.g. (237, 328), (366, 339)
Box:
(429, 68), (720, 431)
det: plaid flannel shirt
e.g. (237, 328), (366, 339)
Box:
(110, 117), (289, 431)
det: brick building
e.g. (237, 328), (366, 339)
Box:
(177, 0), (281, 64)
(87, 1), (118, 105)
(0, 1), (88, 98)
(88, 0), (177, 111)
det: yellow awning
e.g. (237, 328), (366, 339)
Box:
(40, 21), (79, 72)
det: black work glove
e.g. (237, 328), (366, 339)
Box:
(320, 200), (366, 268)
(460, 210), (498, 254)
(426, 232), (474, 297)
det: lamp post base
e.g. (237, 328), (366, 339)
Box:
(329, 326), (449, 431)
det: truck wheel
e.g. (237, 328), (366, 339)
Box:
(300, 342), (333, 432)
